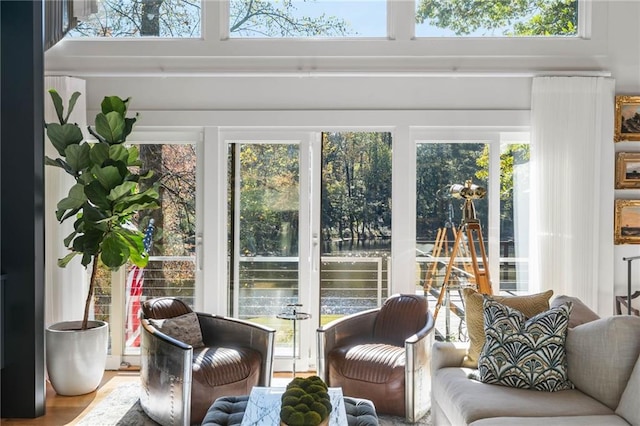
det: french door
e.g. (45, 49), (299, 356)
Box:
(225, 130), (393, 372)
(226, 132), (319, 372)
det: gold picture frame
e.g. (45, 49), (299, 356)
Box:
(614, 199), (640, 244)
(615, 152), (640, 189)
(615, 95), (640, 142)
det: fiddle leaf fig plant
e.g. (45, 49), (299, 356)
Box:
(45, 89), (160, 330)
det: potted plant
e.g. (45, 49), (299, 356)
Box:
(280, 376), (332, 426)
(44, 89), (160, 395)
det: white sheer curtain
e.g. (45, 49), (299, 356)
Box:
(530, 76), (615, 314)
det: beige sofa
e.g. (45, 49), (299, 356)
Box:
(431, 296), (640, 425)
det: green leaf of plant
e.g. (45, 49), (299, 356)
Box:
(93, 165), (123, 191)
(45, 157), (76, 175)
(57, 252), (79, 268)
(138, 169), (155, 180)
(64, 143), (91, 172)
(45, 156), (62, 167)
(47, 123), (84, 156)
(76, 228), (103, 254)
(89, 142), (110, 166)
(109, 144), (129, 163)
(58, 207), (80, 223)
(81, 253), (93, 267)
(126, 145), (139, 165)
(57, 184), (87, 213)
(116, 228), (147, 267)
(87, 125), (107, 144)
(100, 232), (129, 269)
(48, 89), (65, 124)
(94, 112), (125, 144)
(113, 188), (160, 216)
(82, 203), (109, 231)
(101, 96), (127, 116)
(84, 180), (112, 210)
(107, 181), (136, 201)
(64, 92), (82, 123)
(123, 116), (137, 139)
(63, 230), (77, 248)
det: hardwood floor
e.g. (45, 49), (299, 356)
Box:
(1, 371), (140, 426)
(0, 371), (313, 425)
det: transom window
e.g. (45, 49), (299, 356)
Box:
(67, 0), (580, 39)
(69, 0), (202, 37)
(415, 0), (579, 37)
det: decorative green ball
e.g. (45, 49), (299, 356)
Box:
(280, 376), (332, 426)
(304, 411), (322, 425)
(286, 411), (305, 426)
(282, 395), (300, 407)
(280, 406), (296, 423)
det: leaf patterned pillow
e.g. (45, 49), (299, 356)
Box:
(476, 297), (574, 392)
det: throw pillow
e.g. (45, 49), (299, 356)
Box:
(550, 295), (600, 328)
(149, 312), (205, 348)
(566, 315), (640, 410)
(476, 298), (574, 392)
(616, 355), (640, 425)
(461, 288), (554, 368)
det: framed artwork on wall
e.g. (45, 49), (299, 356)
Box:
(615, 95), (640, 142)
(614, 199), (640, 244)
(615, 152), (640, 189)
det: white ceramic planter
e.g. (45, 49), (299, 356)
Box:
(45, 320), (109, 396)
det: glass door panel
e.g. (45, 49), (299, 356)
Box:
(228, 142), (307, 370)
(415, 142), (488, 341)
(319, 132), (392, 326)
(124, 143), (197, 354)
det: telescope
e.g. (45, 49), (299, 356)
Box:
(449, 180), (486, 200)
(449, 180), (486, 222)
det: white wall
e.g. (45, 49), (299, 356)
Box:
(44, 0), (640, 314)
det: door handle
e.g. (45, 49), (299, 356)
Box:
(312, 233), (319, 272)
(196, 233), (203, 271)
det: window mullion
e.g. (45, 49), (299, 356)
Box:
(389, 0), (415, 41)
(215, 0), (229, 41)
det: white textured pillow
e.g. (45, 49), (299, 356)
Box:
(566, 315), (640, 410)
(616, 355), (640, 425)
(149, 312), (205, 348)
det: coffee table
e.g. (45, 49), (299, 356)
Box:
(240, 386), (347, 426)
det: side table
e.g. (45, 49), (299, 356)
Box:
(277, 305), (310, 377)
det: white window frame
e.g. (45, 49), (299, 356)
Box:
(412, 129), (531, 295)
(46, 0), (604, 77)
(108, 128), (204, 369)
(97, 110), (529, 369)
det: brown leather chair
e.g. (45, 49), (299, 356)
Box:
(317, 293), (435, 423)
(140, 297), (275, 426)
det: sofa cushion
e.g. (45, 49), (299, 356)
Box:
(476, 298), (573, 392)
(615, 354), (640, 424)
(148, 311), (205, 348)
(566, 315), (640, 410)
(462, 288), (553, 368)
(469, 415), (630, 426)
(432, 367), (614, 426)
(550, 295), (600, 328)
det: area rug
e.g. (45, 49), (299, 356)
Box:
(77, 381), (432, 425)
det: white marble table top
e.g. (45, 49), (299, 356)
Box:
(240, 386), (347, 426)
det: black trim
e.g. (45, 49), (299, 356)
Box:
(0, 0), (46, 418)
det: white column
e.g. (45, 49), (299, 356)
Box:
(44, 76), (88, 325)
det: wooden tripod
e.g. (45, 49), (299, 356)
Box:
(433, 214), (492, 320)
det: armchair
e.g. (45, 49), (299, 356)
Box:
(140, 297), (275, 426)
(317, 294), (435, 422)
